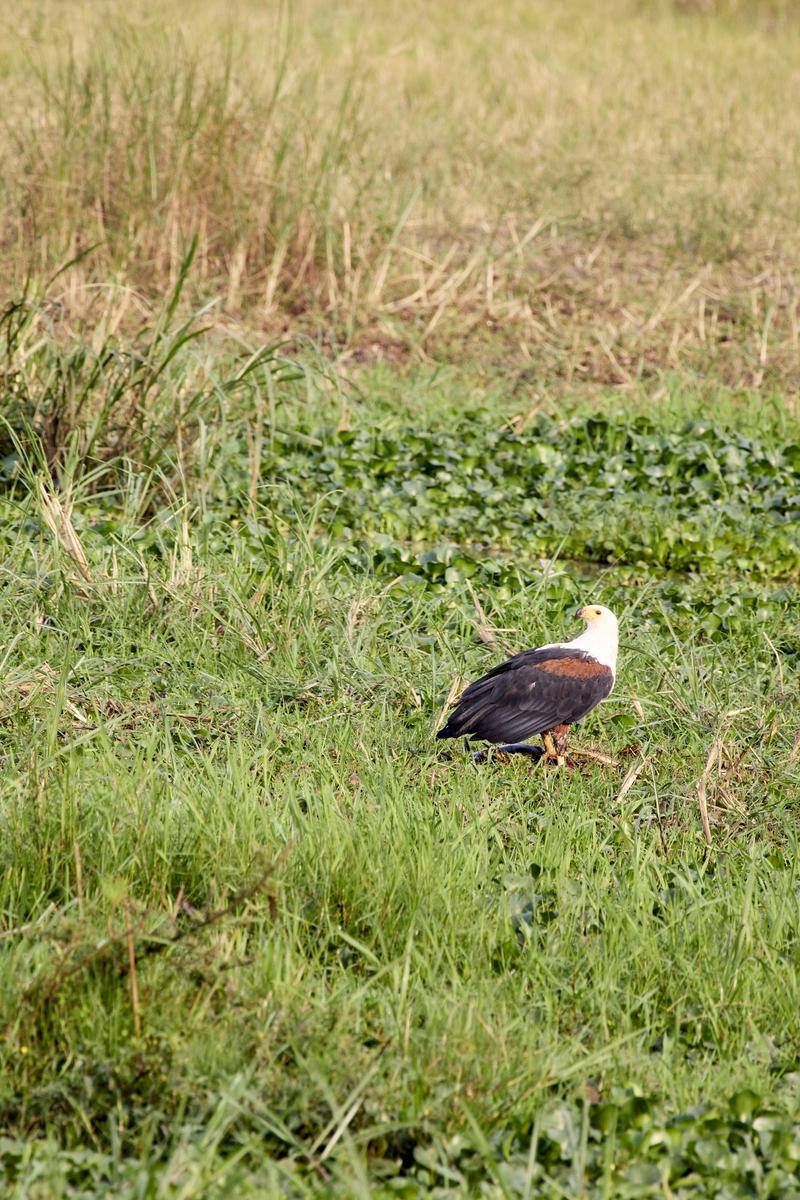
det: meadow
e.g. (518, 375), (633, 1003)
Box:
(2, 0), (800, 1196)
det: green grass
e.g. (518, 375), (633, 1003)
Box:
(2, 340), (800, 1194)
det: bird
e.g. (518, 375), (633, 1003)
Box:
(437, 604), (618, 766)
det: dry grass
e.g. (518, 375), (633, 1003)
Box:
(3, 0), (800, 389)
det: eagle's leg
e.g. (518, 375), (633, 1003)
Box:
(542, 731), (559, 764)
(553, 724), (570, 766)
(542, 726), (569, 767)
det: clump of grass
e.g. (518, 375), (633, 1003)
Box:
(0, 240), (304, 480)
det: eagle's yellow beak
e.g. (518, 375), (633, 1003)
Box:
(576, 605), (599, 621)
(575, 606), (587, 619)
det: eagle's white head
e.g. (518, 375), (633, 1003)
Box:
(576, 603), (616, 626)
(571, 604), (618, 671)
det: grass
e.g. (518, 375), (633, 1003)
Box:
(2, 349), (800, 1194)
(2, 0), (800, 1194)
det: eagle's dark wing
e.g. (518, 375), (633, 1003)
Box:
(437, 646), (614, 744)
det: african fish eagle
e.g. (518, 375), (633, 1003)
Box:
(437, 605), (618, 765)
